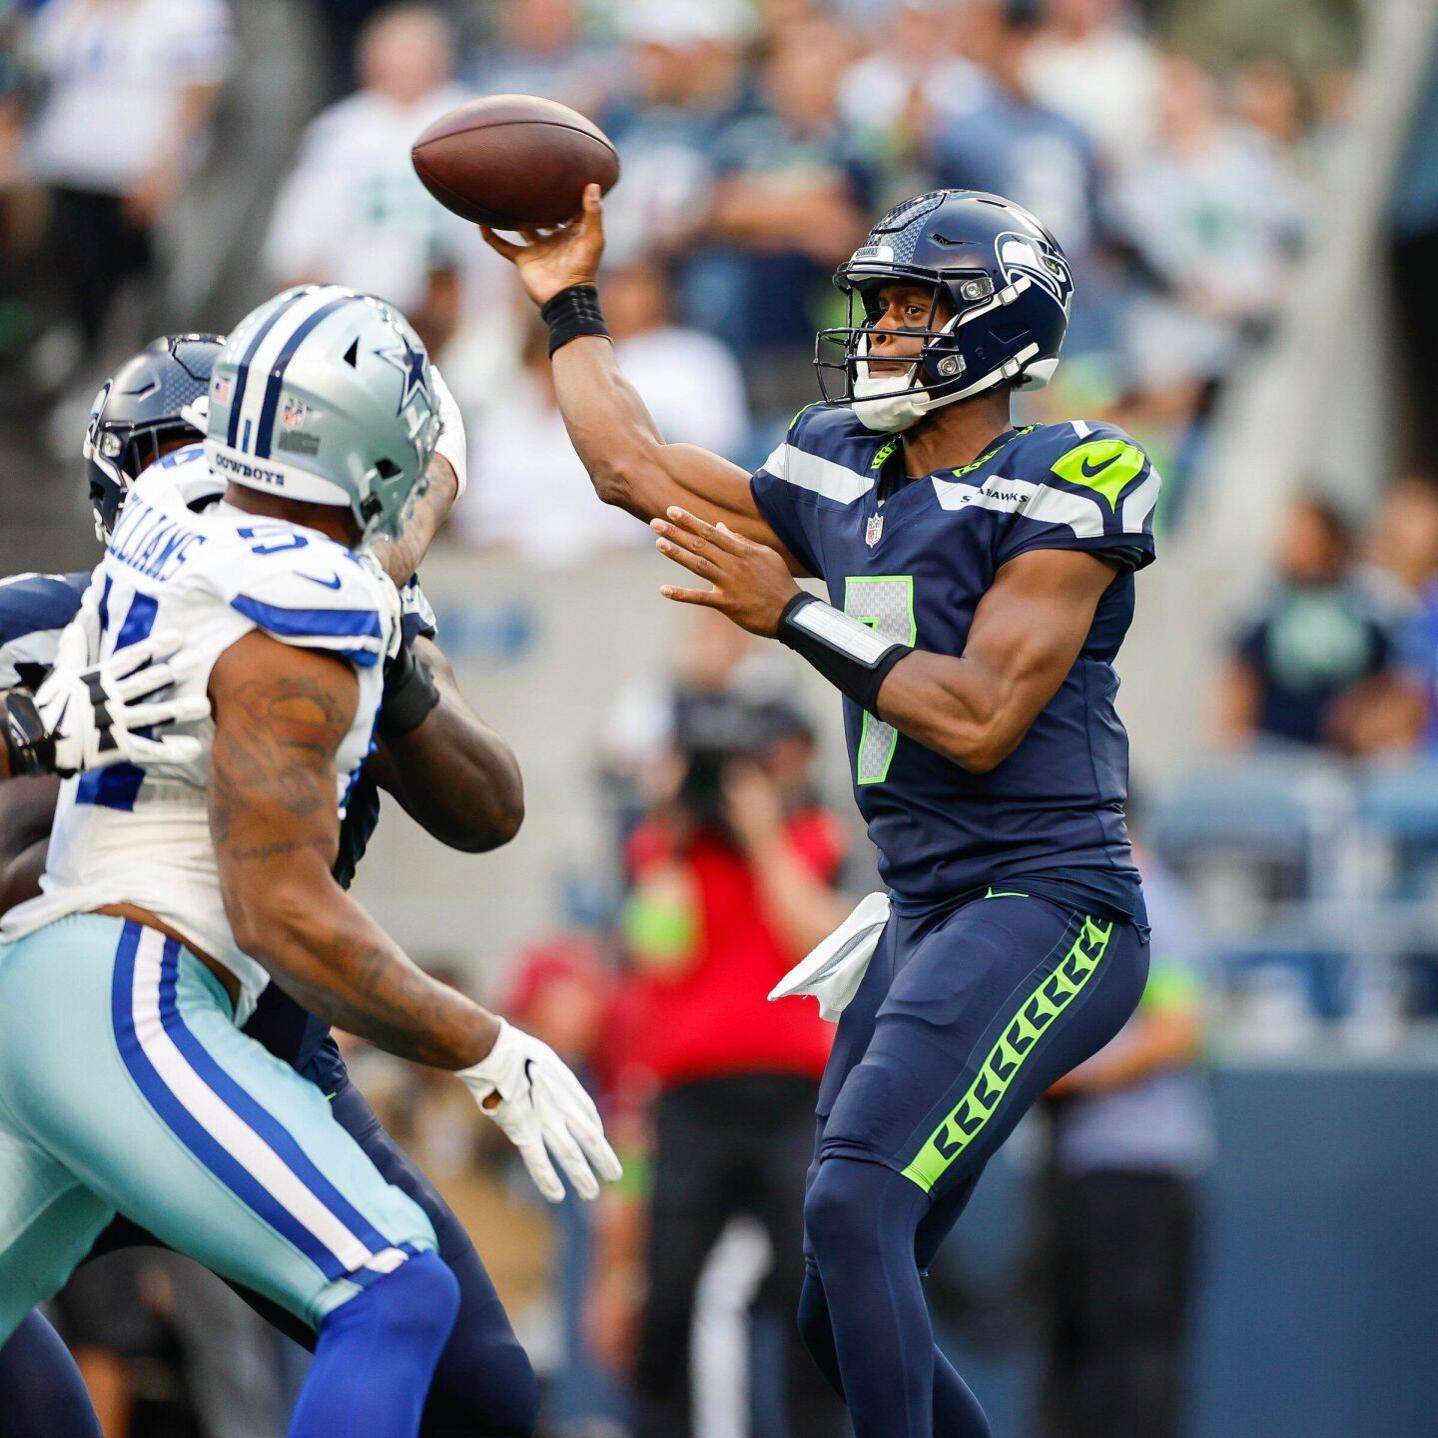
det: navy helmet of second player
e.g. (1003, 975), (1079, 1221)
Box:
(2, 335), (228, 696)
(84, 335), (225, 540)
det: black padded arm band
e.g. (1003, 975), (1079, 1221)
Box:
(378, 641), (441, 740)
(775, 593), (912, 715)
(540, 283), (609, 355)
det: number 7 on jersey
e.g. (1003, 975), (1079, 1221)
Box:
(844, 575), (916, 785)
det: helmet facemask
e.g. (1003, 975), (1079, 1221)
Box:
(815, 256), (1056, 433)
(820, 276), (962, 433)
(357, 396), (442, 547)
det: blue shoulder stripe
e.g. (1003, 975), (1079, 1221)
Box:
(230, 594), (383, 668)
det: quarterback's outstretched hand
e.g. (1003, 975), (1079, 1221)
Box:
(481, 182), (606, 307)
(458, 1019), (622, 1203)
(652, 506), (801, 636)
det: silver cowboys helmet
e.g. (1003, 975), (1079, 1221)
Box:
(205, 285), (442, 544)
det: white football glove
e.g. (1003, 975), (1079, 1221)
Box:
(768, 891), (891, 1021)
(33, 603), (209, 776)
(429, 365), (467, 500)
(458, 1019), (622, 1203)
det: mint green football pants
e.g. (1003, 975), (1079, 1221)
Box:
(0, 913), (437, 1340)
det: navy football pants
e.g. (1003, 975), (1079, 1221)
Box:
(797, 891), (1149, 1438)
(0, 1076), (538, 1438)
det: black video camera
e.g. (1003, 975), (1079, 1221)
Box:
(670, 690), (781, 842)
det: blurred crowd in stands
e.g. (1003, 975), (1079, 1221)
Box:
(0, 0), (1350, 543)
(1218, 487), (1438, 760)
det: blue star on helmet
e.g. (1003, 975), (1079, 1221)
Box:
(374, 332), (431, 415)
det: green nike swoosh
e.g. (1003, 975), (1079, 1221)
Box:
(1050, 440), (1148, 511)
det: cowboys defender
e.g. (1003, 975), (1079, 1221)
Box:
(487, 187), (1158, 1438)
(0, 333), (552, 1438)
(0, 300), (616, 1437)
(0, 336), (543, 1438)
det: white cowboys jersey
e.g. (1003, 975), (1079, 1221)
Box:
(1, 446), (398, 1023)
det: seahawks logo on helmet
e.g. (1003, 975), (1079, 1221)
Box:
(85, 380), (112, 453)
(995, 232), (1072, 312)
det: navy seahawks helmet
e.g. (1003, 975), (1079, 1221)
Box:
(816, 189), (1074, 433)
(84, 334), (224, 537)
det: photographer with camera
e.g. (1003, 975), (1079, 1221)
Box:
(591, 689), (850, 1438)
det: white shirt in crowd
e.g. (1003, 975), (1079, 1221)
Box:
(262, 82), (481, 316)
(459, 324), (750, 566)
(1112, 122), (1309, 384)
(1021, 25), (1161, 169)
(27, 0), (233, 193)
(460, 371), (647, 567)
(614, 325), (749, 458)
(838, 49), (991, 141)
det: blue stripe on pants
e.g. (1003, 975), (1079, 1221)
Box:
(148, 935), (396, 1259)
(108, 922), (373, 1280)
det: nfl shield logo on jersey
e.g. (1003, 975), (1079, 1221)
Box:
(866, 513), (885, 548)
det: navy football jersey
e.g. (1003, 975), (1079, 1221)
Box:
(0, 559), (436, 1077)
(0, 571), (92, 690)
(751, 406), (1159, 916)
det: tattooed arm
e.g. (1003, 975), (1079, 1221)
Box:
(207, 630), (499, 1069)
(369, 454), (458, 587)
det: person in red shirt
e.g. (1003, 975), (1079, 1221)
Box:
(594, 693), (850, 1438)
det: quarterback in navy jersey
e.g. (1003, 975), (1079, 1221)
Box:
(488, 185), (1158, 1438)
(0, 337), (544, 1438)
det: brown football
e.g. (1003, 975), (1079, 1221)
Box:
(411, 94), (619, 228)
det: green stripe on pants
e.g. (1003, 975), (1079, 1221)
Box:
(900, 915), (1113, 1193)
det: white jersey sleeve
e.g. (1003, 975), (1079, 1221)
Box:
(212, 521), (399, 673)
(0, 463), (399, 1026)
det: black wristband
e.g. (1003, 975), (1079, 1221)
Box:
(379, 642), (441, 739)
(540, 283), (609, 355)
(2, 689), (55, 776)
(776, 593), (912, 715)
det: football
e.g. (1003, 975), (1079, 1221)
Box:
(411, 94), (620, 228)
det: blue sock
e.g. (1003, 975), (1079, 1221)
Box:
(289, 1252), (459, 1438)
(803, 1158), (991, 1438)
(0, 1311), (103, 1438)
